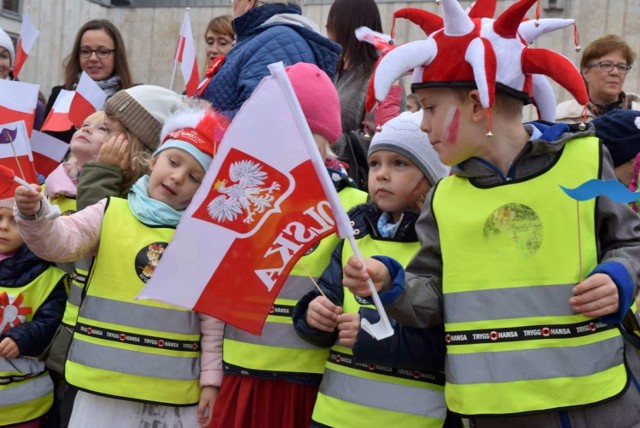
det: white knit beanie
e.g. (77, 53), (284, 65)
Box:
(105, 85), (184, 152)
(0, 28), (14, 66)
(369, 111), (449, 186)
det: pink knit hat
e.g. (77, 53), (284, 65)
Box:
(286, 63), (342, 145)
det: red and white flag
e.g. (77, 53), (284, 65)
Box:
(69, 72), (107, 129)
(12, 10), (39, 78)
(174, 11), (199, 97)
(140, 62), (354, 335)
(41, 89), (75, 132)
(0, 79), (39, 138)
(30, 130), (69, 177)
(0, 121), (38, 198)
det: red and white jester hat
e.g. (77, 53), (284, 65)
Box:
(373, 0), (589, 131)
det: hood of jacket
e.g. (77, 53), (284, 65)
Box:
(450, 121), (596, 185)
(0, 245), (52, 287)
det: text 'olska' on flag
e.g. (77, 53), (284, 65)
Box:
(139, 63), (356, 335)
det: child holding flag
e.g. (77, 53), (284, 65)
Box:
(209, 62), (367, 428)
(0, 194), (67, 428)
(293, 111), (453, 428)
(44, 85), (185, 428)
(14, 106), (226, 428)
(342, 0), (640, 425)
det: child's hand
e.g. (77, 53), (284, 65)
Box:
(570, 273), (619, 318)
(0, 337), (19, 358)
(337, 313), (360, 347)
(98, 134), (129, 170)
(343, 256), (391, 298)
(197, 385), (218, 427)
(14, 185), (42, 216)
(306, 296), (342, 332)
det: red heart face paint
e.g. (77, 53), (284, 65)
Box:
(443, 106), (460, 143)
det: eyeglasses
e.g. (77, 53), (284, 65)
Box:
(79, 47), (116, 59)
(585, 61), (632, 74)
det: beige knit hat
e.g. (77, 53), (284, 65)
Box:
(105, 85), (184, 152)
(0, 198), (15, 210)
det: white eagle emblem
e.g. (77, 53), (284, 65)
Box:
(207, 160), (281, 224)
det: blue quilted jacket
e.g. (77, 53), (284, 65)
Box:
(199, 3), (341, 115)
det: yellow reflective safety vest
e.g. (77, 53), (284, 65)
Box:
(223, 186), (367, 376)
(0, 266), (66, 425)
(49, 194), (77, 216)
(65, 197), (202, 406)
(432, 136), (627, 416)
(312, 232), (447, 428)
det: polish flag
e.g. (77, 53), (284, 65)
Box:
(140, 62), (355, 335)
(68, 72), (107, 129)
(0, 121), (38, 198)
(12, 10), (39, 78)
(174, 11), (199, 97)
(41, 90), (75, 132)
(30, 130), (69, 177)
(0, 79), (39, 137)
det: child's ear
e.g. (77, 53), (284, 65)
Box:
(149, 157), (156, 172)
(467, 90), (487, 123)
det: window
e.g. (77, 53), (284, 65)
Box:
(2, 0), (21, 14)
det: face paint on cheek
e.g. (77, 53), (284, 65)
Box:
(443, 106), (461, 144)
(409, 176), (427, 196)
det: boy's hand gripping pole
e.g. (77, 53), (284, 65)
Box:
(346, 235), (394, 340)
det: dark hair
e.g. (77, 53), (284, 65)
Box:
(205, 15), (234, 40)
(580, 34), (637, 69)
(63, 19), (133, 90)
(326, 0), (382, 74)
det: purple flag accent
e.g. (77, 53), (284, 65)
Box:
(0, 128), (17, 145)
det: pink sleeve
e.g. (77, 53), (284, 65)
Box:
(199, 313), (224, 387)
(15, 199), (106, 262)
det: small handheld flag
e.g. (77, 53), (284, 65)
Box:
(0, 164), (60, 219)
(12, 9), (39, 78)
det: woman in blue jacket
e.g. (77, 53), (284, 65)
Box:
(198, 0), (341, 117)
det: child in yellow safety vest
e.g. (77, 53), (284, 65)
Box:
(0, 196), (67, 428)
(43, 85), (185, 428)
(342, 0), (640, 426)
(293, 111), (458, 428)
(14, 106), (227, 428)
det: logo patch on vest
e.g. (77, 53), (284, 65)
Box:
(0, 292), (32, 333)
(135, 242), (168, 283)
(483, 203), (542, 256)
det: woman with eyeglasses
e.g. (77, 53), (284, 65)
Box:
(44, 19), (134, 143)
(557, 34), (639, 123)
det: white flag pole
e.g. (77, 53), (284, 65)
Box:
(268, 62), (393, 340)
(169, 8), (189, 91)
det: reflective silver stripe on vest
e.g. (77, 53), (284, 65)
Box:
(446, 335), (623, 384)
(225, 322), (317, 349)
(445, 284), (575, 323)
(69, 339), (199, 380)
(80, 295), (199, 335)
(0, 373), (52, 406)
(68, 282), (83, 306)
(278, 276), (316, 300)
(320, 368), (446, 419)
(0, 357), (45, 374)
